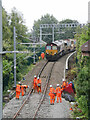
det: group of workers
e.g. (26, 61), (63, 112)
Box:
(16, 82), (29, 99)
(48, 79), (68, 105)
(16, 76), (69, 105)
(33, 75), (41, 93)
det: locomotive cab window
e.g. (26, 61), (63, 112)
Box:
(46, 46), (51, 50)
(52, 46), (57, 50)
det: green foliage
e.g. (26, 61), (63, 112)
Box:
(59, 19), (79, 40)
(34, 14), (58, 43)
(74, 24), (90, 119)
(3, 59), (13, 90)
(78, 95), (88, 116)
(76, 66), (89, 97)
(34, 15), (78, 43)
(71, 68), (77, 76)
(2, 7), (35, 92)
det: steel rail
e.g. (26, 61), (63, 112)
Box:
(12, 60), (48, 119)
(33, 62), (56, 119)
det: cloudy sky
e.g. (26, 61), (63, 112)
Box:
(2, 0), (89, 30)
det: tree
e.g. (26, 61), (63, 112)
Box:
(2, 7), (33, 92)
(75, 24), (90, 118)
(59, 19), (79, 39)
(33, 17), (79, 43)
(33, 14), (58, 43)
(2, 8), (12, 51)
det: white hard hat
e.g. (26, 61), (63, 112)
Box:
(57, 84), (59, 86)
(34, 75), (36, 78)
(50, 85), (52, 87)
(37, 77), (39, 80)
(7, 90), (11, 93)
(18, 82), (21, 84)
(62, 78), (65, 81)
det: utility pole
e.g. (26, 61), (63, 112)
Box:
(0, 0), (3, 119)
(40, 26), (42, 47)
(52, 26), (54, 42)
(14, 27), (16, 87)
(32, 27), (36, 64)
(88, 1), (90, 23)
(88, 2), (90, 119)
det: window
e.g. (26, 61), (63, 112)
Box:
(46, 46), (51, 50)
(52, 46), (57, 50)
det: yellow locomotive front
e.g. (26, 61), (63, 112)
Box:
(45, 43), (58, 61)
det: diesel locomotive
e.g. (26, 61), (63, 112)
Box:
(45, 39), (76, 61)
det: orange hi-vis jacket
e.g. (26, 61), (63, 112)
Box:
(33, 78), (37, 86)
(21, 85), (24, 90)
(48, 87), (56, 104)
(36, 79), (41, 85)
(23, 85), (28, 93)
(49, 87), (56, 96)
(23, 85), (28, 88)
(41, 53), (45, 59)
(16, 84), (21, 92)
(36, 79), (41, 93)
(21, 85), (25, 96)
(62, 81), (67, 88)
(56, 87), (62, 97)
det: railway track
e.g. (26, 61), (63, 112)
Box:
(36, 54), (70, 118)
(3, 53), (71, 119)
(12, 61), (56, 119)
(33, 62), (56, 119)
(12, 60), (49, 119)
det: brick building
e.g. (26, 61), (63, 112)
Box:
(81, 40), (90, 56)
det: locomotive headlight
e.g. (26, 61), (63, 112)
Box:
(46, 52), (49, 54)
(54, 52), (56, 55)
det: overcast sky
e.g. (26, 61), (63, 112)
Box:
(2, 0), (89, 30)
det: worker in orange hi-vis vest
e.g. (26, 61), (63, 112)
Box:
(23, 85), (29, 94)
(16, 82), (21, 99)
(41, 52), (45, 59)
(21, 84), (25, 96)
(56, 84), (62, 103)
(62, 78), (67, 89)
(33, 75), (37, 93)
(21, 84), (29, 96)
(36, 77), (41, 93)
(48, 85), (56, 105)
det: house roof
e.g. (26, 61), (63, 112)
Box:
(81, 40), (90, 52)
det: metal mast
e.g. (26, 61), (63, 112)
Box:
(14, 27), (16, 87)
(88, 1), (90, 23)
(0, 0), (3, 119)
(52, 26), (54, 42)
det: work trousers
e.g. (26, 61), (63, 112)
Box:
(37, 86), (41, 93)
(57, 93), (62, 103)
(50, 95), (55, 104)
(33, 84), (37, 92)
(21, 90), (24, 96)
(16, 91), (20, 99)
